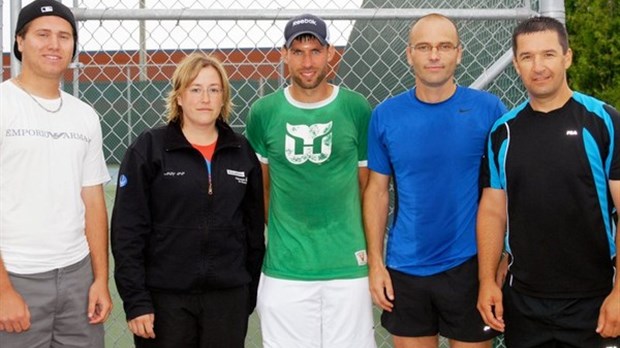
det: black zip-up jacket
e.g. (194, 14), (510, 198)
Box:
(111, 119), (265, 321)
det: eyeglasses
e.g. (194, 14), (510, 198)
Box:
(410, 42), (459, 53)
(188, 86), (223, 97)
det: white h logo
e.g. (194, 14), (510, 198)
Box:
(285, 122), (333, 164)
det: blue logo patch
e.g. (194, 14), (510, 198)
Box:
(119, 174), (128, 188)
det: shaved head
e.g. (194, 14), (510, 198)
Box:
(409, 13), (460, 45)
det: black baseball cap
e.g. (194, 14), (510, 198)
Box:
(284, 14), (330, 48)
(13, 0), (78, 61)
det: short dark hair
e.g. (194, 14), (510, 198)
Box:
(512, 16), (569, 56)
(16, 22), (32, 39)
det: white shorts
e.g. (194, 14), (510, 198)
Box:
(256, 273), (377, 348)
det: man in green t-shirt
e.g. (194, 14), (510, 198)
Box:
(246, 13), (376, 348)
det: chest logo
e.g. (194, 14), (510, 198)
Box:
(285, 122), (333, 164)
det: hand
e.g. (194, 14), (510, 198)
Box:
(128, 313), (156, 339)
(0, 287), (31, 332)
(596, 289), (620, 338)
(368, 264), (394, 312)
(88, 280), (112, 324)
(477, 280), (505, 332)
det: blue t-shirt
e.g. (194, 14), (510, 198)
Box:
(368, 86), (506, 276)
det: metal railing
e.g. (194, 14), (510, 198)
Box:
(3, 0), (563, 346)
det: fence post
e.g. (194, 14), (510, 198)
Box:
(69, 62), (84, 97)
(126, 65), (133, 146)
(9, 0), (22, 78)
(540, 0), (566, 23)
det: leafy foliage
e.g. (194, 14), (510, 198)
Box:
(565, 0), (620, 108)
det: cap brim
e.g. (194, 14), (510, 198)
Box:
(285, 31), (328, 48)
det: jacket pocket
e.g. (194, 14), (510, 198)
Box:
(203, 226), (251, 287)
(145, 225), (204, 291)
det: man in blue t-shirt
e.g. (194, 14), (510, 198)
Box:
(364, 13), (506, 348)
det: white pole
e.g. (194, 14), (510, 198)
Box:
(10, 0), (22, 77)
(539, 0), (566, 24)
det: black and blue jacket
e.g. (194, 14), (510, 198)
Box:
(482, 92), (619, 298)
(111, 119), (265, 320)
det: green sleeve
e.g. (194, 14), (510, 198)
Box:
(355, 95), (372, 163)
(245, 101), (267, 160)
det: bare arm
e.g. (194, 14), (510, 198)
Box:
(363, 170), (393, 311)
(81, 184), (112, 324)
(476, 187), (507, 332)
(0, 257), (30, 332)
(260, 163), (270, 224)
(358, 166), (369, 194)
(596, 179), (620, 338)
(244, 153), (266, 315)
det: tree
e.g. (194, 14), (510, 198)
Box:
(565, 0), (620, 108)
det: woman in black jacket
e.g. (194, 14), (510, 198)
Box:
(111, 53), (265, 348)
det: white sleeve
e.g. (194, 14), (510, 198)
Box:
(82, 107), (111, 186)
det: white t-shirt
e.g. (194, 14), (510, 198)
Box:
(0, 80), (110, 274)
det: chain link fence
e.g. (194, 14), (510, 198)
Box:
(3, 0), (556, 347)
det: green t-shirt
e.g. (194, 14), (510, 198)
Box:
(246, 86), (371, 280)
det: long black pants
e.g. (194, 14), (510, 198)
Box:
(135, 286), (248, 348)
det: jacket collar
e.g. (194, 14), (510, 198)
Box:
(164, 119), (240, 151)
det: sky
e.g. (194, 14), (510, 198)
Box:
(2, 0), (362, 53)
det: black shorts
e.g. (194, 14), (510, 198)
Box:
(504, 283), (620, 348)
(381, 256), (499, 342)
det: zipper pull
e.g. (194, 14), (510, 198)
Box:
(208, 175), (213, 195)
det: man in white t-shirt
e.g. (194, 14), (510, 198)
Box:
(0, 1), (111, 347)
